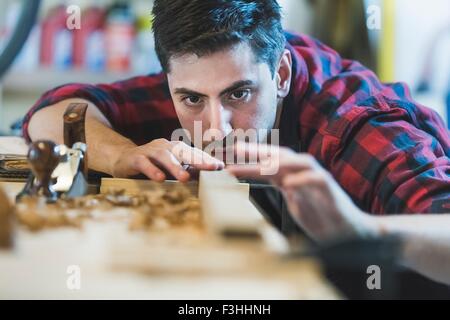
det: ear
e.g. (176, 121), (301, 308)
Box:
(275, 49), (292, 98)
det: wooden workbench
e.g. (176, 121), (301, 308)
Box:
(0, 137), (340, 299)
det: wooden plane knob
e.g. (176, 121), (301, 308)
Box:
(28, 140), (60, 201)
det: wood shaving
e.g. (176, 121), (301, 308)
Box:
(15, 185), (202, 232)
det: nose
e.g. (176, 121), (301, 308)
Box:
(206, 101), (232, 141)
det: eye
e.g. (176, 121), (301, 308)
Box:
(229, 89), (250, 101)
(182, 95), (203, 107)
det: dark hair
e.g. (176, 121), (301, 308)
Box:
(152, 0), (286, 77)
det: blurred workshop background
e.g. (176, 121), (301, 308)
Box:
(0, 0), (449, 136)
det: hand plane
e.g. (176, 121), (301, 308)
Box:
(16, 103), (89, 202)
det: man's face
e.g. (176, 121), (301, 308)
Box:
(167, 43), (285, 149)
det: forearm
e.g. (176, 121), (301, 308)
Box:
(375, 214), (450, 285)
(27, 98), (137, 175)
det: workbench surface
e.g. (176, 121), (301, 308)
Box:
(0, 180), (340, 299)
(0, 137), (340, 299)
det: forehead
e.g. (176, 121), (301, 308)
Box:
(167, 43), (270, 92)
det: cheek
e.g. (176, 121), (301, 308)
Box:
(173, 103), (208, 136)
(231, 101), (274, 130)
(173, 104), (192, 130)
(257, 83), (279, 124)
(233, 90), (277, 129)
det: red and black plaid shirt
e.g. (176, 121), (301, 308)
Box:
(23, 32), (450, 214)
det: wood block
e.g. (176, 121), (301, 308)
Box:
(0, 186), (14, 248)
(199, 171), (264, 236)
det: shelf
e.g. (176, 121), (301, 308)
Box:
(1, 67), (142, 93)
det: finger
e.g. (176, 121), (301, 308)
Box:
(150, 150), (190, 182)
(227, 143), (282, 179)
(226, 164), (268, 180)
(282, 170), (344, 231)
(282, 181), (333, 242)
(225, 165), (300, 188)
(227, 155), (315, 182)
(232, 141), (276, 163)
(171, 142), (225, 170)
(281, 170), (328, 189)
(133, 155), (166, 182)
(233, 142), (318, 169)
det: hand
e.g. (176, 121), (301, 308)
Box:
(111, 139), (224, 182)
(227, 142), (377, 242)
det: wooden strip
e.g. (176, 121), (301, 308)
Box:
(63, 103), (88, 146)
(63, 103), (88, 178)
(100, 178), (199, 197)
(100, 177), (249, 198)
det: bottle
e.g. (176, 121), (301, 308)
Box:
(72, 6), (106, 71)
(132, 14), (162, 75)
(105, 3), (135, 72)
(40, 5), (73, 69)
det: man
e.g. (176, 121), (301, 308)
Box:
(25, 0), (448, 216)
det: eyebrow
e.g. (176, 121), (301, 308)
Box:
(173, 80), (255, 97)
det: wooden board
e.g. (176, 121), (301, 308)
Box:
(0, 177), (341, 299)
(100, 177), (250, 197)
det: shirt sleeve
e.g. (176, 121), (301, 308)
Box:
(21, 73), (180, 145)
(328, 91), (450, 214)
(289, 33), (450, 214)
